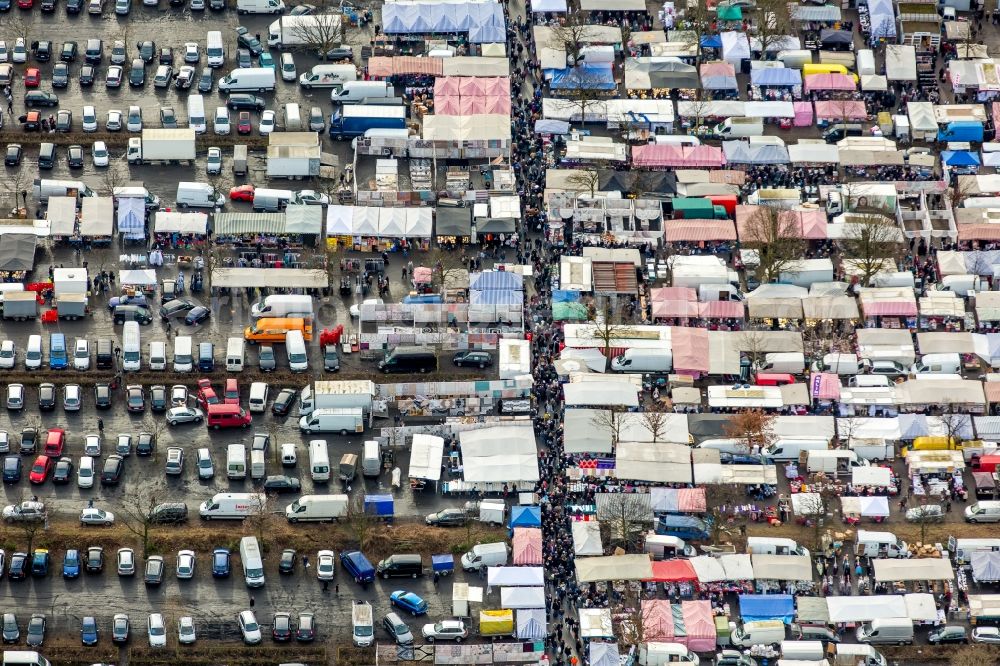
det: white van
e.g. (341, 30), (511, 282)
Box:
(764, 438), (829, 462)
(218, 67), (276, 92)
(639, 643), (699, 665)
(25, 335), (42, 370)
(252, 187), (294, 212)
(780, 641), (826, 661)
(280, 52), (296, 81)
(214, 106), (231, 135)
(3, 651), (55, 666)
(226, 337), (245, 371)
(286, 329), (308, 372)
(173, 336), (193, 372)
(177, 182), (225, 209)
(610, 348), (672, 373)
(855, 530), (909, 558)
(0, 339), (15, 369)
(747, 536), (809, 557)
(122, 321), (141, 371)
(206, 30), (225, 67)
(460, 542), (508, 571)
(352, 601), (375, 647)
(309, 439), (330, 482)
(284, 102), (301, 131)
(911, 353), (961, 375)
(149, 341), (167, 370)
(248, 381), (268, 413)
(697, 438), (754, 457)
(251, 294), (314, 319)
(652, 134), (701, 147)
(33, 178), (96, 202)
(761, 352), (806, 374)
(811, 353), (860, 375)
(236, 0), (283, 13)
(331, 80), (393, 104)
(226, 444), (247, 479)
(362, 440), (380, 477)
(187, 95), (207, 134)
(299, 64), (357, 89)
(250, 449), (266, 480)
(730, 620), (787, 647)
(199, 492), (264, 519)
(239, 535), (266, 588)
(848, 375), (890, 388)
(966, 501), (1000, 523)
(952, 538), (1000, 564)
(855, 618), (914, 645)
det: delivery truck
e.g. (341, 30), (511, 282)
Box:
(55, 294), (87, 320)
(329, 105), (407, 139)
(298, 380), (375, 417)
(298, 407), (365, 434)
(198, 492), (266, 520)
(266, 144), (320, 178)
(285, 493), (349, 522)
(937, 120), (984, 143)
(268, 15), (341, 48)
(2, 292), (38, 321)
(126, 129), (197, 164)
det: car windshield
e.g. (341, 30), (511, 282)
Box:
(244, 619), (258, 631)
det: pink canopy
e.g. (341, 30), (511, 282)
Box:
(512, 528), (543, 565)
(652, 299), (699, 318)
(670, 326), (709, 372)
(632, 144), (726, 168)
(435, 97), (463, 115)
(677, 487), (707, 512)
(647, 560), (698, 582)
(793, 101), (813, 127)
(814, 100), (868, 121)
(664, 219), (737, 242)
(699, 300), (745, 319)
(434, 77), (461, 96)
(641, 601), (676, 641)
(460, 97), (487, 114)
(458, 77), (487, 96)
(778, 209), (827, 239)
(804, 73), (857, 92)
(700, 61), (735, 77)
(810, 372), (841, 400)
(652, 287), (697, 302)
(681, 601), (717, 653)
(958, 224), (1000, 241)
(863, 301), (918, 317)
(412, 266), (434, 284)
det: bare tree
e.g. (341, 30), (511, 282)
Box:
(639, 404), (671, 443)
(679, 6), (712, 66)
(596, 493), (651, 552)
(10, 504), (45, 555)
(587, 297), (636, 372)
(560, 72), (610, 129)
(117, 485), (162, 557)
(292, 14), (345, 60)
(704, 484), (749, 549)
(546, 13), (595, 68)
(840, 211), (902, 287)
(342, 494), (376, 552)
(939, 399), (972, 447)
(242, 493), (278, 554)
(724, 408), (777, 454)
(591, 406), (628, 449)
(2, 169), (30, 215)
(565, 169), (600, 198)
(747, 0), (794, 57)
(740, 206), (805, 284)
(793, 481), (838, 552)
(613, 585), (654, 650)
(3, 16), (29, 46)
(101, 163), (132, 197)
(736, 326), (770, 373)
(908, 503), (941, 546)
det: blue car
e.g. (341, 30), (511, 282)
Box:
(30, 550), (49, 577)
(185, 306), (210, 326)
(63, 549), (81, 579)
(389, 590), (428, 616)
(212, 548), (230, 577)
(340, 550), (376, 584)
(80, 616), (99, 645)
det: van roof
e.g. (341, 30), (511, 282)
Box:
(209, 404), (242, 415)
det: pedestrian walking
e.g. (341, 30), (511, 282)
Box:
(323, 580), (329, 591)
(97, 418), (104, 432)
(249, 595), (255, 608)
(6, 100), (11, 115)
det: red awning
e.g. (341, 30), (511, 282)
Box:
(664, 219), (737, 242)
(699, 300), (745, 319)
(646, 559), (698, 582)
(863, 301), (917, 316)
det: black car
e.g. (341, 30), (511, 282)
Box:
(55, 109), (72, 132)
(296, 612), (315, 642)
(66, 144), (84, 169)
(278, 548), (296, 574)
(100, 455), (124, 485)
(24, 91), (58, 107)
(111, 614), (129, 644)
(4, 144), (21, 166)
(85, 546), (104, 573)
(126, 385), (145, 413)
(40, 0), (55, 10)
(272, 612), (293, 642)
(52, 62), (69, 88)
(65, 0), (83, 10)
(32, 41), (52, 62)
(129, 59), (144, 86)
(227, 94), (265, 111)
(3, 455), (21, 483)
(323, 345), (340, 371)
(197, 68), (213, 92)
(94, 382), (112, 409)
(60, 41), (77, 61)
(137, 40), (155, 63)
(2, 613), (18, 643)
(235, 27), (263, 56)
(79, 65), (96, 86)
(271, 388), (296, 416)
(19, 427), (37, 454)
(425, 508), (468, 527)
(143, 556), (164, 585)
(38, 384), (56, 410)
(150, 385), (167, 412)
(158, 46), (173, 65)
(453, 350), (493, 368)
(8, 553), (27, 580)
(321, 45), (354, 61)
(159, 298), (195, 319)
(136, 432), (155, 456)
(25, 615), (44, 647)
(185, 306), (210, 325)
(159, 106), (177, 129)
(52, 457), (73, 483)
(262, 475), (301, 493)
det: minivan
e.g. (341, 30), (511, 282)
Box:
(280, 52), (296, 81)
(239, 535), (265, 588)
(113, 305), (153, 325)
(38, 142), (56, 169)
(378, 346), (437, 374)
(198, 342), (215, 372)
(96, 338), (114, 368)
(207, 403), (252, 429)
(122, 321), (141, 371)
(341, 550), (376, 583)
(226, 337), (245, 371)
(49, 333), (67, 370)
(25, 335), (42, 370)
(248, 382), (268, 413)
(176, 182), (225, 209)
(910, 353), (961, 375)
(150, 502), (188, 523)
(149, 341), (167, 370)
(286, 329), (307, 372)
(173, 336), (193, 372)
(0, 340), (14, 369)
(823, 123), (864, 143)
(376, 554), (423, 579)
(966, 501), (1000, 523)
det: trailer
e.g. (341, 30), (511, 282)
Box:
(266, 144), (320, 179)
(126, 129), (197, 165)
(233, 144), (248, 176)
(2, 291), (38, 321)
(55, 294), (87, 320)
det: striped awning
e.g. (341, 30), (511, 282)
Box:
(863, 301), (918, 317)
(699, 300), (744, 319)
(368, 56), (444, 77)
(663, 219), (737, 242)
(213, 213), (286, 235)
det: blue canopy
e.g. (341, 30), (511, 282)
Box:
(751, 68), (802, 87)
(943, 150), (981, 166)
(471, 271), (524, 291)
(701, 35), (722, 48)
(509, 506), (542, 528)
(738, 594), (795, 623)
(470, 289), (523, 305)
(552, 290), (582, 303)
(381, 1), (505, 43)
(363, 494), (394, 516)
(549, 64), (616, 91)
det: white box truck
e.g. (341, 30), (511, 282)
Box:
(126, 129), (197, 164)
(251, 294), (314, 320)
(298, 380), (375, 416)
(267, 15), (341, 49)
(299, 407), (365, 435)
(460, 542), (509, 571)
(833, 645), (887, 666)
(199, 492), (265, 520)
(610, 348), (673, 373)
(361, 440), (380, 477)
(285, 494), (348, 522)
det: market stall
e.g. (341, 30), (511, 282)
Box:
(153, 211), (208, 249)
(80, 197), (113, 246)
(116, 196), (145, 243)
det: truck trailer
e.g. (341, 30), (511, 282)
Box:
(126, 129), (197, 164)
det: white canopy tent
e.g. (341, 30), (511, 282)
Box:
(615, 441), (692, 483)
(211, 268), (328, 288)
(459, 425), (539, 484)
(576, 554), (653, 582)
(500, 587), (546, 609)
(572, 521), (604, 556)
(564, 381), (640, 407)
(751, 555), (812, 581)
(408, 434), (444, 482)
(850, 467), (892, 488)
(827, 596), (906, 623)
(80, 197), (113, 236)
(688, 556), (726, 582)
(119, 269), (157, 285)
(579, 609), (614, 638)
(517, 609), (548, 640)
(153, 212), (208, 235)
(487, 567), (545, 587)
(47, 197), (77, 236)
(874, 558), (955, 582)
(563, 409), (614, 453)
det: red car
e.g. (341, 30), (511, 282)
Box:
(224, 378), (240, 405)
(29, 455), (52, 484)
(229, 184), (254, 202)
(196, 379), (219, 410)
(236, 111), (251, 135)
(24, 68), (40, 87)
(43, 428), (65, 457)
(17, 0), (32, 8)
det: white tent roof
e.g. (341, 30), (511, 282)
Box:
(211, 268), (328, 288)
(905, 593), (939, 622)
(327, 205), (354, 235)
(79, 197), (113, 236)
(460, 425), (539, 484)
(516, 609), (547, 640)
(572, 521), (604, 556)
(564, 381), (640, 407)
(751, 554), (813, 581)
(787, 143), (841, 164)
(405, 208), (433, 236)
(564, 408), (614, 453)
(408, 434), (444, 481)
(487, 566), (544, 587)
(119, 269), (157, 285)
(838, 417), (901, 440)
(886, 44), (917, 81)
(589, 642), (620, 666)
(618, 412), (690, 443)
(579, 608), (614, 638)
(773, 416), (835, 440)
(827, 595), (906, 623)
(500, 587), (545, 609)
(47, 196), (77, 236)
(422, 114), (511, 141)
(688, 556), (726, 582)
(615, 441), (692, 483)
(874, 558), (955, 582)
(153, 212), (208, 235)
(719, 554), (754, 580)
(850, 467), (892, 488)
(576, 554), (653, 582)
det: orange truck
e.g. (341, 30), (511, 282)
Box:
(243, 317), (313, 343)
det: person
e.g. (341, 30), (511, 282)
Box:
(323, 579), (329, 591)
(303, 555), (310, 569)
(249, 595), (255, 608)
(88, 498), (94, 508)
(97, 418), (104, 432)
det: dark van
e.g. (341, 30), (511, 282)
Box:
(822, 123), (863, 143)
(96, 338), (114, 369)
(377, 346), (437, 374)
(376, 553), (423, 579)
(198, 342), (215, 372)
(113, 305), (153, 325)
(150, 502), (189, 523)
(38, 142), (56, 169)
(340, 550), (376, 583)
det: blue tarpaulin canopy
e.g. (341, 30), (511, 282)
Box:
(552, 290), (582, 303)
(738, 594), (795, 623)
(381, 1), (506, 42)
(471, 271), (524, 290)
(548, 64), (616, 91)
(510, 505), (542, 528)
(701, 35), (722, 48)
(364, 494), (394, 516)
(943, 150), (980, 166)
(751, 68), (802, 87)
(470, 289), (524, 305)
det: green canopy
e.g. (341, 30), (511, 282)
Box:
(718, 5), (742, 20)
(553, 302), (590, 321)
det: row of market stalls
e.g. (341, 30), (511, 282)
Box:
(49, 196), (114, 246)
(381, 0), (506, 43)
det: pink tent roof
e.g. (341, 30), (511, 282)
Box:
(699, 300), (745, 319)
(632, 144), (726, 168)
(651, 287), (697, 302)
(681, 601), (717, 653)
(652, 299), (699, 318)
(863, 301), (917, 316)
(435, 96), (462, 115)
(513, 528), (543, 565)
(700, 61), (736, 76)
(678, 487), (707, 512)
(804, 73), (857, 92)
(647, 560), (698, 582)
(641, 601), (676, 641)
(483, 96), (512, 114)
(461, 97), (487, 114)
(412, 266), (434, 283)
(670, 326), (709, 372)
(810, 372), (842, 400)
(435, 76), (461, 96)
(778, 209), (828, 239)
(664, 219), (737, 242)
(814, 100), (868, 121)
(371, 56), (444, 77)
(458, 77), (487, 96)
(958, 224), (1000, 241)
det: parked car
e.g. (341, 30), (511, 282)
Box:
(421, 620), (468, 642)
(389, 591), (428, 616)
